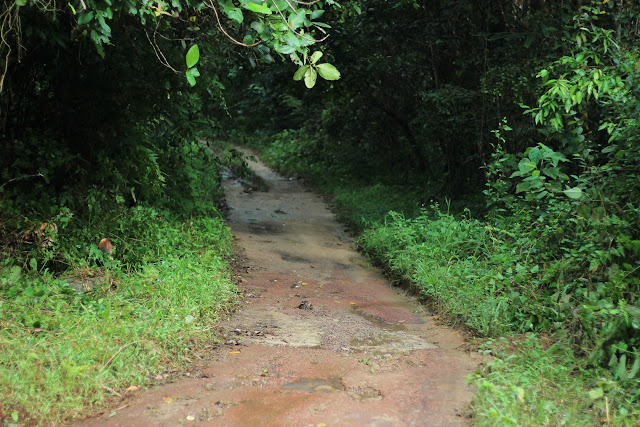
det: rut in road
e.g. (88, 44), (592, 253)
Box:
(83, 149), (483, 426)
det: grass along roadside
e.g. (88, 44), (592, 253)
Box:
(0, 215), (236, 426)
(359, 209), (639, 425)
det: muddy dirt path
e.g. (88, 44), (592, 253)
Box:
(84, 151), (483, 426)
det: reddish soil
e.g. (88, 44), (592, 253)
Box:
(80, 151), (483, 426)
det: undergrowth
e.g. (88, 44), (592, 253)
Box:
(0, 139), (245, 425)
(359, 207), (639, 424)
(0, 213), (235, 426)
(471, 334), (604, 426)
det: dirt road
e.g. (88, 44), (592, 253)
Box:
(84, 150), (482, 426)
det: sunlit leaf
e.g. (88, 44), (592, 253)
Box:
(186, 44), (200, 68)
(562, 186), (583, 199)
(227, 8), (243, 24)
(316, 63), (340, 80)
(290, 10), (307, 29)
(588, 387), (603, 399)
(293, 64), (310, 81)
(310, 51), (323, 64)
(245, 2), (272, 15)
(186, 67), (198, 86)
(304, 67), (317, 88)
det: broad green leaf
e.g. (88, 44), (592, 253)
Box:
(628, 355), (640, 378)
(304, 67), (317, 88)
(227, 8), (243, 24)
(515, 181), (531, 193)
(250, 20), (265, 33)
(538, 69), (549, 83)
(16, 0), (27, 5)
(310, 51), (323, 64)
(527, 147), (541, 164)
(563, 186), (583, 199)
(517, 159), (536, 174)
(97, 15), (111, 36)
(245, 2), (272, 15)
(9, 266), (21, 284)
(78, 11), (94, 25)
(290, 10), (307, 30)
(311, 10), (324, 19)
(273, 0), (289, 11)
(588, 387), (603, 400)
(186, 72), (196, 86)
(186, 67), (200, 86)
(29, 257), (37, 271)
(285, 31), (302, 49)
(617, 354), (628, 380)
(274, 41), (296, 55)
(186, 44), (200, 68)
(316, 63), (340, 80)
(293, 64), (310, 81)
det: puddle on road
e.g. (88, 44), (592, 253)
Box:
(283, 377), (344, 394)
(247, 222), (284, 234)
(350, 306), (408, 332)
(278, 251), (312, 263)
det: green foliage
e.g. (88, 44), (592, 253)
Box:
(483, 3), (640, 377)
(332, 185), (423, 233)
(0, 215), (235, 425)
(1, 0), (340, 88)
(293, 51), (341, 88)
(471, 334), (639, 425)
(360, 207), (538, 335)
(259, 129), (325, 179)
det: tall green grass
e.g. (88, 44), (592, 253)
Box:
(359, 208), (639, 424)
(359, 209), (542, 335)
(0, 215), (236, 425)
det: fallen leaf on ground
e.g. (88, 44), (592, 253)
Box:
(126, 385), (140, 392)
(164, 397), (173, 403)
(229, 351), (241, 354)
